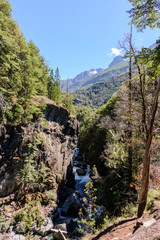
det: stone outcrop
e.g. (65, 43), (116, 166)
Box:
(0, 98), (79, 197)
(61, 191), (82, 217)
(129, 209), (160, 240)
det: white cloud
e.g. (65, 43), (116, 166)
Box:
(111, 48), (122, 56)
(107, 48), (122, 57)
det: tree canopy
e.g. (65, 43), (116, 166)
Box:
(0, 0), (74, 125)
(128, 0), (160, 30)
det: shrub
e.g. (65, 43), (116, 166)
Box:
(13, 201), (47, 234)
(77, 178), (97, 236)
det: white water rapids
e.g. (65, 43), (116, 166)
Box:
(73, 148), (90, 196)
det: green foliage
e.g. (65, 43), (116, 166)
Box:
(73, 72), (128, 108)
(91, 165), (99, 178)
(61, 91), (74, 113)
(128, 0), (160, 30)
(97, 93), (118, 119)
(13, 201), (47, 234)
(74, 104), (95, 125)
(122, 202), (137, 218)
(20, 143), (39, 187)
(0, 0), (64, 126)
(48, 68), (61, 103)
(62, 61), (129, 93)
(106, 130), (128, 168)
(79, 95), (118, 174)
(0, 216), (10, 233)
(42, 190), (57, 205)
(17, 133), (55, 196)
(77, 178), (97, 235)
(79, 118), (107, 172)
(146, 188), (160, 211)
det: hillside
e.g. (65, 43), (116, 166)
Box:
(73, 72), (128, 107)
(61, 68), (104, 92)
(108, 55), (124, 68)
(61, 60), (129, 93)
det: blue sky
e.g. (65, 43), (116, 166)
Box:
(9, 0), (159, 79)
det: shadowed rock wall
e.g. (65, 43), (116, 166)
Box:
(0, 100), (79, 197)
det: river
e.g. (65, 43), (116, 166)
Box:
(52, 147), (103, 239)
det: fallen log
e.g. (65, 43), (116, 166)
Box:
(51, 228), (68, 235)
(52, 229), (68, 240)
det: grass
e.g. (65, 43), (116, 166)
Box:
(146, 187), (160, 211)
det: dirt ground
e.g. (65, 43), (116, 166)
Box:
(90, 217), (137, 240)
(83, 214), (151, 240)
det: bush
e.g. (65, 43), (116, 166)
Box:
(77, 178), (97, 236)
(13, 201), (47, 234)
(0, 216), (10, 233)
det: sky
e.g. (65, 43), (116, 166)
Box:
(9, 0), (160, 80)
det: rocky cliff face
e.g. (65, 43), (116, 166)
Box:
(0, 98), (79, 198)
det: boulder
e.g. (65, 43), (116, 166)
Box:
(76, 169), (86, 176)
(65, 218), (78, 233)
(74, 162), (88, 169)
(130, 210), (160, 240)
(53, 223), (67, 240)
(61, 191), (82, 217)
(57, 185), (75, 206)
(53, 230), (67, 240)
(54, 223), (67, 232)
(41, 217), (54, 233)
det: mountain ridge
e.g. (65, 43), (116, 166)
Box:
(108, 55), (124, 68)
(61, 68), (104, 92)
(61, 59), (128, 92)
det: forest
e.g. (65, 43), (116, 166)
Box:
(0, 0), (74, 126)
(0, 0), (160, 239)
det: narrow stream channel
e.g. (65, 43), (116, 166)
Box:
(73, 148), (90, 197)
(53, 147), (103, 239)
(53, 148), (91, 235)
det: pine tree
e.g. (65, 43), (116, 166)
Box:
(0, 0), (21, 100)
(78, 178), (97, 235)
(54, 67), (61, 103)
(47, 68), (61, 103)
(0, 0), (51, 125)
(48, 69), (55, 100)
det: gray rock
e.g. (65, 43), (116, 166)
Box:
(0, 101), (79, 197)
(74, 162), (87, 169)
(54, 223), (67, 232)
(5, 232), (26, 240)
(65, 218), (78, 233)
(76, 168), (86, 176)
(11, 235), (26, 240)
(61, 191), (82, 217)
(41, 217), (54, 232)
(53, 230), (67, 240)
(129, 219), (160, 240)
(53, 223), (68, 240)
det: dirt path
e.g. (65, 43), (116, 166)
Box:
(83, 217), (139, 240)
(92, 218), (137, 240)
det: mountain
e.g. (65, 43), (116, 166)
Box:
(61, 68), (103, 92)
(108, 55), (124, 68)
(61, 60), (128, 93)
(73, 71), (128, 108)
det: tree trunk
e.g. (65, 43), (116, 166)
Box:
(128, 25), (133, 183)
(137, 78), (160, 218)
